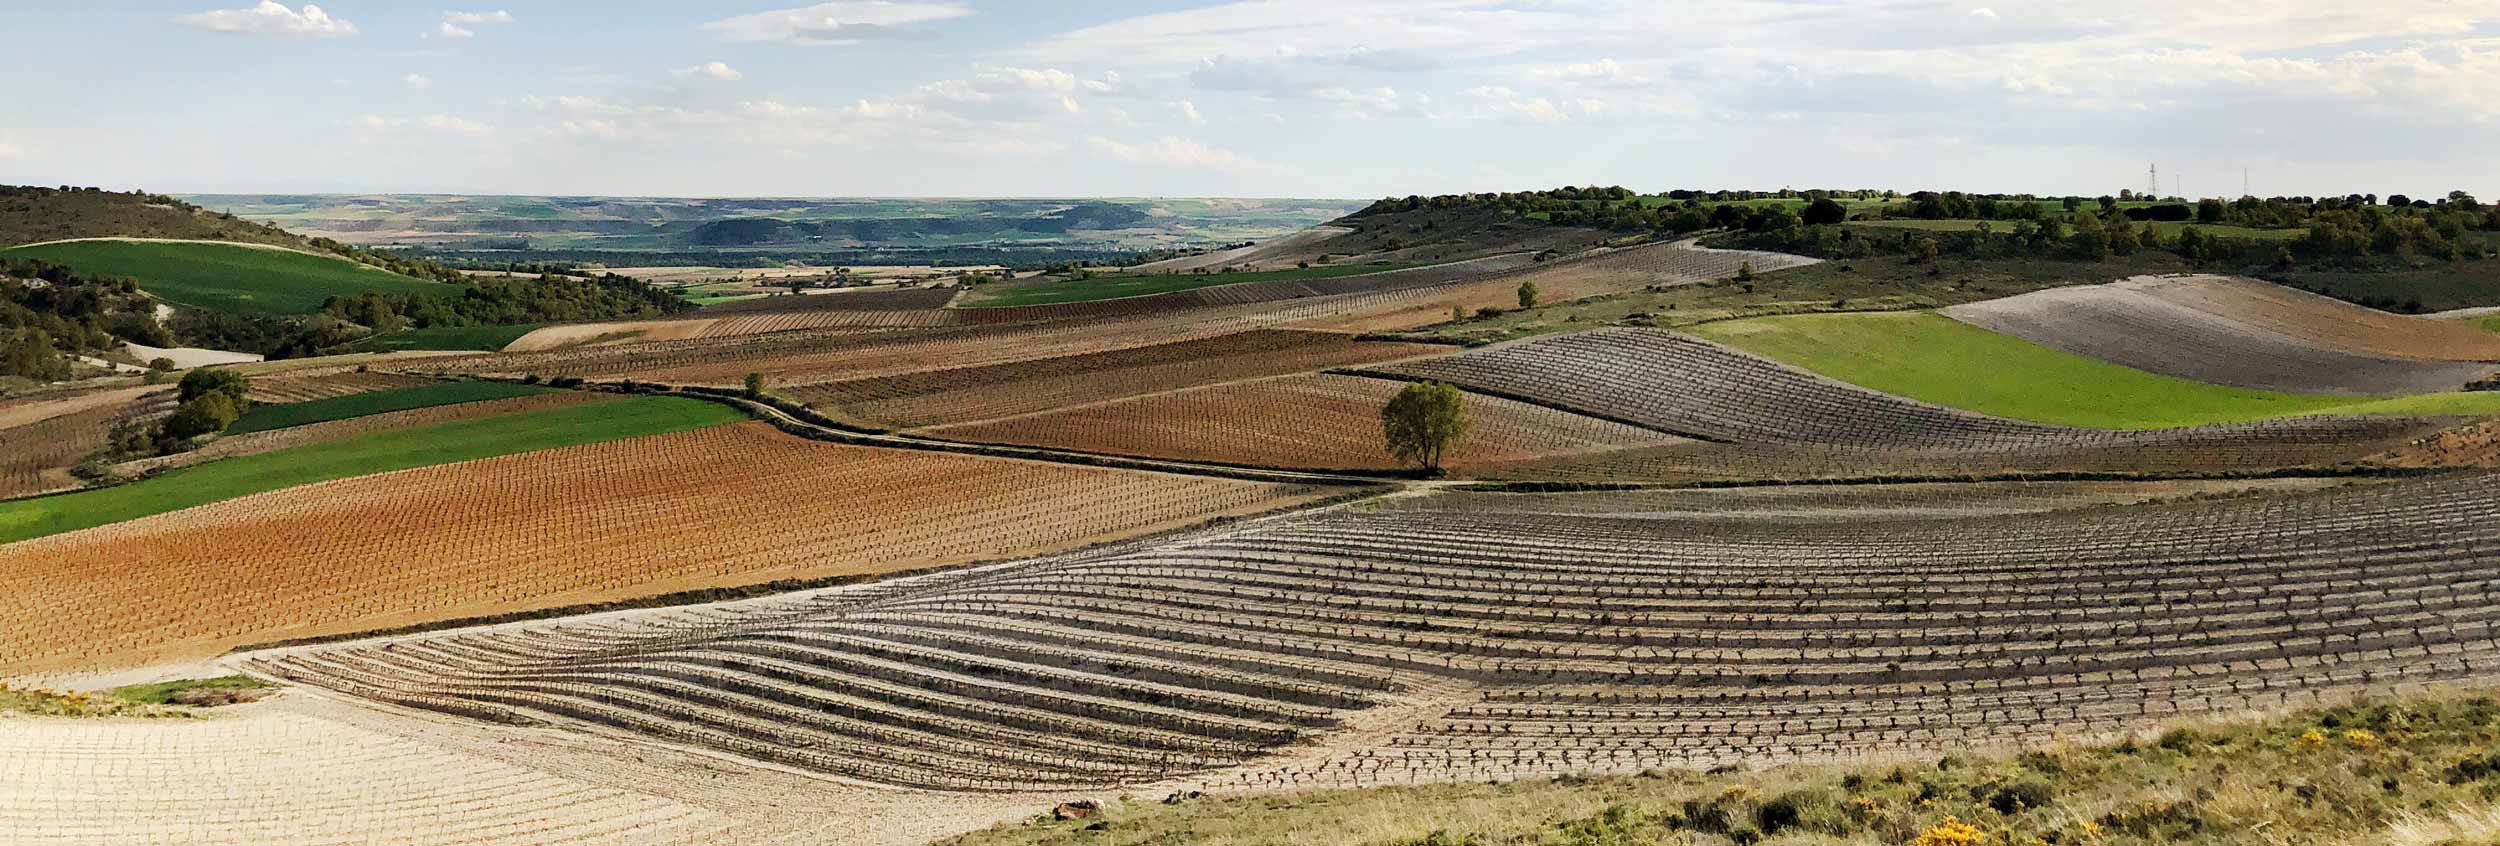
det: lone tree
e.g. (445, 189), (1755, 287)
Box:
(1381, 381), (1470, 472)
(744, 371), (770, 399)
(1516, 280), (1540, 310)
(1802, 197), (1847, 225)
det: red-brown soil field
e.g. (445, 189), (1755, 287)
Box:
(0, 422), (1337, 676)
(781, 330), (1447, 429)
(930, 373), (1688, 472)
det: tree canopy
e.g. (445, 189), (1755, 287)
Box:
(1381, 381), (1471, 471)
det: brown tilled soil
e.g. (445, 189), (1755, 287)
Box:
(2130, 275), (2500, 361)
(2360, 418), (2500, 468)
(781, 330), (1449, 429)
(0, 422), (1335, 676)
(1285, 241), (1815, 334)
(1942, 280), (2500, 395)
(930, 373), (1687, 472)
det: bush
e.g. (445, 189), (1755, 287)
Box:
(1988, 780), (2055, 814)
(159, 393), (239, 440)
(176, 368), (251, 410)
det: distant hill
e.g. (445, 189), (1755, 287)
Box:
(0, 186), (320, 251)
(179, 194), (1366, 257)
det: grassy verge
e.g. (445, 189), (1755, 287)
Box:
(342, 324), (540, 353)
(0, 239), (446, 314)
(962, 262), (1427, 307)
(1398, 253), (2189, 346)
(1685, 311), (2500, 428)
(0, 395), (747, 542)
(228, 381), (551, 433)
(944, 691), (2500, 846)
(110, 675), (275, 706)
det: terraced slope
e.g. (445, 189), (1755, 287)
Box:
(0, 422), (1334, 675)
(253, 472), (2500, 791)
(781, 330), (1447, 429)
(1942, 278), (2500, 395)
(1366, 328), (2456, 481)
(929, 373), (1688, 472)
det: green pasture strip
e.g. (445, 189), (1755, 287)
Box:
(0, 395), (747, 542)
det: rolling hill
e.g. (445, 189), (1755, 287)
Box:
(1, 239), (449, 314)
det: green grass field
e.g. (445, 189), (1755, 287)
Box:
(960, 262), (1426, 308)
(0, 239), (448, 314)
(342, 324), (540, 353)
(1688, 311), (2500, 428)
(228, 381), (553, 434)
(0, 395), (746, 542)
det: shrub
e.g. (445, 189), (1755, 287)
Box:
(175, 368), (251, 409)
(1988, 780), (2055, 814)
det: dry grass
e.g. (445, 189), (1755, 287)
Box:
(943, 689), (2500, 846)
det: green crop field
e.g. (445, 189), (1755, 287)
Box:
(0, 239), (449, 314)
(1688, 311), (2500, 428)
(228, 381), (553, 434)
(342, 324), (540, 353)
(0, 395), (746, 542)
(960, 262), (1427, 308)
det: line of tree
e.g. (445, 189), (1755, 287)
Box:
(1710, 208), (2495, 296)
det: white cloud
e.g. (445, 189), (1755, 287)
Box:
(1172, 100), (1205, 125)
(1087, 135), (1282, 175)
(175, 2), (356, 37)
(1969, 7), (1999, 19)
(676, 61), (745, 81)
(402, 73), (432, 89)
(351, 114), (493, 136)
(702, 2), (972, 45)
(432, 10), (513, 38)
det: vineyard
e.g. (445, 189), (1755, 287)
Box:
(0, 388), (175, 499)
(249, 470), (2500, 792)
(782, 330), (1446, 429)
(247, 369), (441, 405)
(930, 373), (1686, 472)
(1942, 278), (2500, 395)
(0, 422), (1333, 676)
(1362, 328), (2468, 481)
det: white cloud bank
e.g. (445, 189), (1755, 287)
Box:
(175, 2), (356, 37)
(676, 62), (745, 81)
(435, 10), (514, 39)
(702, 2), (972, 45)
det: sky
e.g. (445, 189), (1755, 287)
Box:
(4, 1), (2498, 199)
